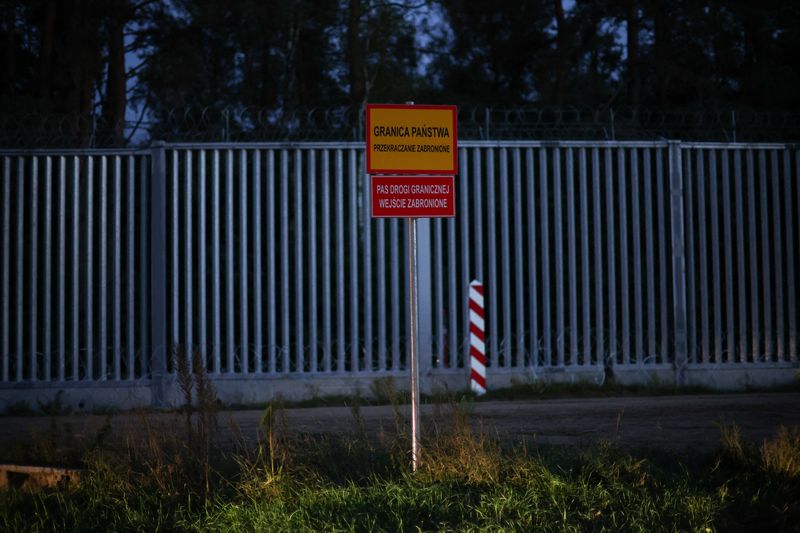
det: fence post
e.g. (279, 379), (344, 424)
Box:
(668, 141), (688, 385)
(416, 218), (433, 393)
(149, 141), (169, 406)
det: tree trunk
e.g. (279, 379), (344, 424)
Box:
(347, 0), (365, 109)
(36, 0), (57, 101)
(652, 0), (669, 106)
(1, 4), (15, 97)
(742, 6), (768, 106)
(626, 0), (640, 107)
(104, 13), (126, 146)
(553, 0), (567, 105)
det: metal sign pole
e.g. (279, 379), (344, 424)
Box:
(408, 216), (420, 472)
(403, 100), (422, 473)
(367, 101), (456, 473)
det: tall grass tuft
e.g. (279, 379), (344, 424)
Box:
(420, 399), (502, 484)
(235, 395), (289, 499)
(760, 426), (800, 478)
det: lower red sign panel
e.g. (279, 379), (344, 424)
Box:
(371, 175), (456, 218)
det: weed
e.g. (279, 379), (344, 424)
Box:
(718, 423), (747, 462)
(711, 424), (800, 532)
(760, 426), (800, 478)
(419, 400), (502, 484)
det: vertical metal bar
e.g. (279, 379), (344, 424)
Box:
(293, 149), (305, 372)
(126, 156), (134, 379)
(280, 150), (290, 372)
(656, 149), (668, 362)
(498, 148), (511, 367)
(566, 148), (578, 365)
(295, 150), (304, 372)
(540, 148), (552, 365)
(416, 206), (433, 372)
(185, 151), (193, 365)
(403, 217), (411, 370)
(644, 149), (657, 360)
(139, 155), (148, 379)
(473, 148), (483, 281)
(85, 156), (94, 380)
(44, 157), (52, 381)
(526, 149), (538, 367)
(487, 148), (513, 367)
(56, 156), (67, 381)
(668, 142), (688, 382)
(171, 151), (179, 360)
(606, 149), (617, 367)
(349, 150), (359, 372)
(486, 148), (498, 368)
(1, 158), (8, 382)
(73, 157), (81, 379)
(240, 149), (248, 373)
(771, 151), (784, 361)
(335, 150), (345, 372)
(785, 151), (797, 360)
(30, 157), (39, 380)
(321, 150), (331, 372)
(791, 148), (800, 361)
(226, 150), (235, 373)
(62, 164), (74, 378)
(459, 148), (470, 368)
(417, 213), (432, 379)
(198, 150), (207, 370)
(434, 218), (443, 367)
(758, 150), (772, 359)
(683, 151), (696, 365)
(376, 213), (386, 370)
(361, 151), (372, 371)
(447, 215), (457, 368)
(618, 149), (630, 365)
(630, 149), (643, 364)
(592, 148), (603, 365)
(553, 147), (565, 367)
(149, 143), (168, 402)
(695, 150), (710, 363)
(746, 150), (759, 360)
(113, 156), (121, 380)
(15, 157), (24, 381)
(709, 151), (724, 363)
(390, 218), (400, 371)
(98, 156), (108, 380)
(308, 150), (317, 372)
(732, 150), (746, 362)
(512, 149), (524, 367)
(266, 150), (276, 373)
(253, 150), (262, 372)
(579, 148), (591, 364)
(212, 150), (221, 374)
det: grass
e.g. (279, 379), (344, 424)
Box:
(1, 353), (798, 531)
(2, 407), (799, 531)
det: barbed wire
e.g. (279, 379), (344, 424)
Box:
(2, 105), (799, 148)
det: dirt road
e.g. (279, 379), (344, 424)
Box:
(2, 393), (798, 456)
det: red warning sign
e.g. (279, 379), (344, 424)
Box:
(371, 176), (456, 218)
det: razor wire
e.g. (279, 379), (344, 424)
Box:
(2, 105), (799, 148)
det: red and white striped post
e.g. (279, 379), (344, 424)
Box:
(469, 280), (487, 395)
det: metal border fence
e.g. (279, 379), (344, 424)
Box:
(1, 140), (798, 406)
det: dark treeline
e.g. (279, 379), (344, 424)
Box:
(1, 0), (799, 145)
